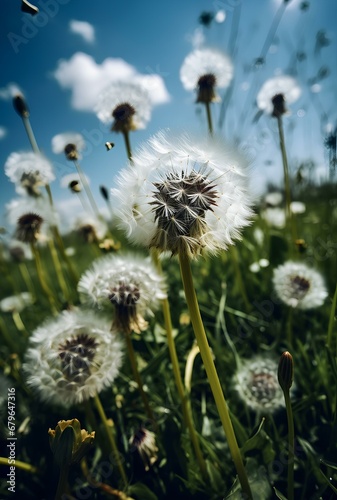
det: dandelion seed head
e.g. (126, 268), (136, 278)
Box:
(95, 81), (151, 131)
(234, 357), (284, 414)
(130, 427), (158, 471)
(257, 75), (301, 115)
(273, 261), (328, 309)
(112, 130), (253, 258)
(0, 292), (33, 313)
(23, 310), (123, 406)
(4, 152), (55, 194)
(51, 132), (85, 160)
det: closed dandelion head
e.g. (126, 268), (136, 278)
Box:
(15, 213), (43, 243)
(78, 254), (167, 334)
(234, 357), (284, 414)
(130, 427), (158, 471)
(95, 81), (152, 132)
(112, 130), (253, 258)
(273, 261), (328, 309)
(180, 47), (233, 103)
(257, 75), (301, 116)
(4, 152), (55, 195)
(52, 132), (85, 161)
(23, 310), (123, 406)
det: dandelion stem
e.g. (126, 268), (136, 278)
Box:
(18, 262), (36, 301)
(283, 389), (295, 500)
(151, 250), (208, 479)
(276, 115), (297, 253)
(327, 280), (337, 352)
(179, 252), (252, 498)
(0, 457), (38, 474)
(51, 226), (79, 285)
(55, 463), (70, 500)
(93, 394), (128, 488)
(122, 131), (133, 161)
(74, 159), (100, 219)
(22, 115), (39, 153)
(229, 246), (251, 311)
(124, 332), (156, 424)
(47, 239), (72, 305)
(12, 311), (28, 336)
(30, 243), (58, 315)
(205, 102), (214, 135)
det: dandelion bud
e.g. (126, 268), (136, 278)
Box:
(112, 103), (136, 133)
(278, 351), (294, 392)
(69, 180), (81, 193)
(48, 419), (95, 466)
(21, 0), (39, 15)
(64, 143), (79, 161)
(13, 94), (30, 118)
(100, 185), (109, 201)
(197, 73), (217, 103)
(272, 93), (287, 118)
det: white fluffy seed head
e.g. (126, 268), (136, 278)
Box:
(111, 130), (253, 258)
(273, 261), (328, 309)
(23, 310), (123, 407)
(257, 75), (301, 115)
(51, 132), (86, 158)
(4, 152), (55, 195)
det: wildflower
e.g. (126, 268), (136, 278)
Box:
(278, 351), (294, 393)
(23, 310), (123, 406)
(257, 75), (301, 116)
(78, 254), (166, 334)
(6, 197), (58, 240)
(49, 419), (95, 465)
(112, 130), (252, 258)
(130, 427), (158, 471)
(273, 261), (328, 309)
(233, 356), (284, 413)
(4, 151), (55, 196)
(52, 132), (85, 160)
(95, 81), (152, 132)
(180, 47), (233, 103)
(0, 292), (33, 313)
(15, 213), (44, 243)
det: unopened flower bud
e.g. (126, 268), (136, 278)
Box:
(13, 94), (29, 118)
(64, 143), (79, 161)
(100, 185), (109, 201)
(48, 419), (95, 466)
(69, 180), (81, 193)
(278, 351), (294, 392)
(272, 93), (287, 118)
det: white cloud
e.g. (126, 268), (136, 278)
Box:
(0, 126), (7, 139)
(52, 52), (170, 111)
(69, 20), (95, 43)
(0, 83), (23, 100)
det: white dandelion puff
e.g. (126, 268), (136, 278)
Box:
(95, 81), (152, 131)
(111, 130), (253, 258)
(234, 357), (284, 414)
(23, 310), (123, 406)
(4, 151), (55, 196)
(273, 261), (328, 309)
(52, 132), (85, 159)
(0, 292), (33, 313)
(257, 75), (301, 116)
(78, 254), (167, 333)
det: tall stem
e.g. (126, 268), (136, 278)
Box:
(151, 250), (207, 478)
(124, 332), (155, 424)
(284, 390), (295, 500)
(55, 463), (70, 500)
(205, 102), (214, 135)
(93, 394), (128, 488)
(74, 160), (100, 218)
(179, 252), (252, 499)
(30, 243), (58, 315)
(47, 239), (72, 305)
(229, 246), (251, 311)
(19, 262), (36, 301)
(22, 116), (39, 153)
(122, 131), (133, 161)
(327, 280), (337, 351)
(276, 116), (297, 252)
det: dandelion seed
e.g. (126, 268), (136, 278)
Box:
(23, 310), (123, 406)
(234, 357), (284, 414)
(78, 254), (166, 334)
(273, 261), (328, 309)
(112, 130), (253, 258)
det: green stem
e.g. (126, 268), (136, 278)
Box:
(19, 262), (36, 301)
(205, 102), (213, 135)
(178, 252), (252, 498)
(284, 390), (295, 500)
(122, 131), (132, 161)
(93, 394), (128, 488)
(47, 239), (72, 305)
(12, 311), (28, 336)
(327, 280), (337, 351)
(151, 250), (208, 478)
(51, 226), (79, 285)
(74, 159), (100, 218)
(22, 116), (39, 153)
(229, 246), (251, 311)
(55, 463), (70, 500)
(0, 457), (38, 474)
(276, 116), (297, 253)
(30, 243), (58, 315)
(124, 332), (155, 424)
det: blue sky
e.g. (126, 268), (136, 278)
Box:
(0, 0), (336, 232)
